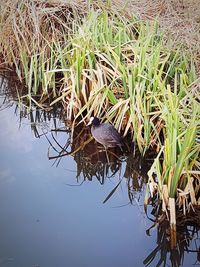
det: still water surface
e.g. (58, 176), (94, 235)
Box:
(0, 87), (199, 267)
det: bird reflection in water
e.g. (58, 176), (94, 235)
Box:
(46, 120), (154, 203)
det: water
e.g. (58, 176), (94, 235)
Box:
(0, 77), (199, 267)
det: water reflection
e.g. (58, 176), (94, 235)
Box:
(0, 72), (200, 267)
(143, 212), (200, 266)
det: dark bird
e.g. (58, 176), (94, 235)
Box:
(87, 116), (124, 149)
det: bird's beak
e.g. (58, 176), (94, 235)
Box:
(87, 117), (94, 126)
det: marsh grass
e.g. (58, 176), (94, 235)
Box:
(0, 0), (199, 227)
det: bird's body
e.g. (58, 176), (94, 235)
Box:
(87, 117), (123, 149)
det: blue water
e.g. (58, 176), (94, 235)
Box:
(0, 94), (199, 266)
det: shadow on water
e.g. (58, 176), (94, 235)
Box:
(0, 71), (200, 267)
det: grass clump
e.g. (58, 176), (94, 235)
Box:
(0, 1), (199, 223)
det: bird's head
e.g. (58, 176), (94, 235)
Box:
(87, 116), (100, 126)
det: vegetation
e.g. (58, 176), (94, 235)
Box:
(0, 0), (199, 235)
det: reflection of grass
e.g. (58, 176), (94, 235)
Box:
(144, 205), (200, 267)
(43, 121), (153, 203)
(0, 1), (199, 232)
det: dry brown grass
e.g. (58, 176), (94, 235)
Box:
(114, 0), (200, 52)
(20, 0), (200, 73)
(114, 0), (200, 77)
(1, 0), (200, 51)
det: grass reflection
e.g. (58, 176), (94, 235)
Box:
(144, 209), (200, 267)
